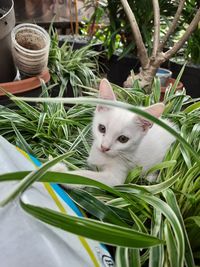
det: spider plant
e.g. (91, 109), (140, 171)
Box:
(48, 28), (100, 97)
(0, 69), (200, 266)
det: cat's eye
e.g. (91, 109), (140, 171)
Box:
(117, 135), (129, 143)
(98, 124), (106, 133)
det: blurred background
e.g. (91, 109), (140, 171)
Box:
(14, 0), (91, 23)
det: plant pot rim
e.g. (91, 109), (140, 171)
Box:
(0, 68), (50, 96)
(156, 67), (172, 76)
(0, 0), (14, 20)
(170, 58), (200, 69)
(11, 23), (50, 55)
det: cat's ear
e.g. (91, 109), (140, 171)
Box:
(97, 79), (116, 111)
(99, 79), (116, 100)
(137, 103), (165, 132)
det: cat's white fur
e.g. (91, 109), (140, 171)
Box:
(52, 79), (175, 187)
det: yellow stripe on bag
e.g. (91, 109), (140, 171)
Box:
(16, 147), (100, 267)
(16, 147), (31, 160)
(44, 183), (100, 267)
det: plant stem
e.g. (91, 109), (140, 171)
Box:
(152, 0), (160, 57)
(74, 0), (79, 35)
(120, 0), (149, 69)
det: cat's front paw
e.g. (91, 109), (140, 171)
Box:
(61, 183), (85, 190)
(50, 162), (69, 173)
(50, 163), (84, 189)
(146, 173), (157, 182)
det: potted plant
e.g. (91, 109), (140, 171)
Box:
(89, 0), (200, 93)
(48, 28), (100, 98)
(0, 3), (199, 265)
(85, 0), (178, 86)
(0, 21), (51, 106)
(119, 0), (200, 93)
(0, 25), (100, 105)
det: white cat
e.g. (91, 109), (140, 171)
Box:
(52, 79), (175, 187)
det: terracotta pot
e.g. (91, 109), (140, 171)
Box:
(0, 68), (50, 96)
(160, 77), (184, 101)
(0, 68), (50, 106)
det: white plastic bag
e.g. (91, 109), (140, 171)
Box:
(0, 136), (114, 267)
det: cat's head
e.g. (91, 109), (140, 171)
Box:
(92, 79), (165, 157)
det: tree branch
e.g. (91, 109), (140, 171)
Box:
(74, 0), (79, 35)
(69, 0), (74, 35)
(120, 0), (149, 68)
(164, 7), (200, 60)
(159, 0), (186, 51)
(152, 0), (160, 57)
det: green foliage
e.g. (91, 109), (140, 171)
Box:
(21, 199), (163, 249)
(83, 0), (178, 58)
(0, 6), (199, 262)
(0, 95), (92, 166)
(0, 72), (200, 265)
(48, 28), (100, 96)
(185, 28), (200, 65)
(177, 0), (200, 64)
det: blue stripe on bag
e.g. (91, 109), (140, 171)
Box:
(50, 183), (83, 217)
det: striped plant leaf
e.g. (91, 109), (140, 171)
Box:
(20, 199), (164, 248)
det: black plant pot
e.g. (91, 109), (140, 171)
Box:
(105, 53), (171, 87)
(0, 0), (16, 83)
(169, 60), (200, 98)
(59, 35), (103, 51)
(106, 54), (141, 87)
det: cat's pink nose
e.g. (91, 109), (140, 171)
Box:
(101, 145), (110, 152)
